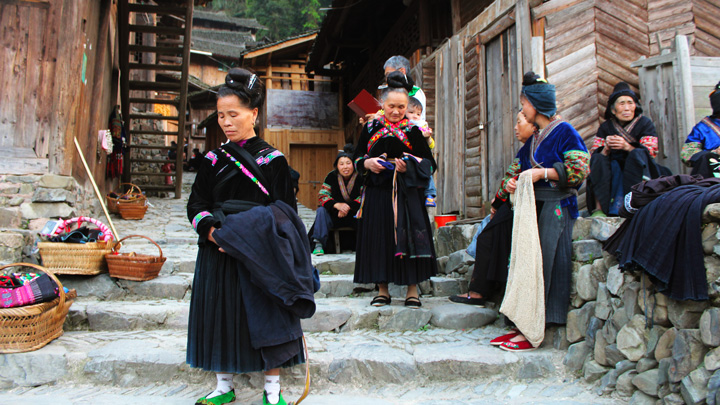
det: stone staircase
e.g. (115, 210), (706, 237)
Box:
(0, 173), (622, 404)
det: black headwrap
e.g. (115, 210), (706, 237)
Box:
(605, 82), (643, 120)
(711, 81), (720, 118)
(521, 71), (557, 118)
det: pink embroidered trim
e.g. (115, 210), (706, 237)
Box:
(192, 211), (212, 230)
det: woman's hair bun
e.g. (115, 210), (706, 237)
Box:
(218, 68), (265, 109)
(386, 71), (413, 92)
(343, 143), (355, 154)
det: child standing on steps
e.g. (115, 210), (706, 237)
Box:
(406, 97), (438, 207)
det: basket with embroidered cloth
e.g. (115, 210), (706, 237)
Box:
(0, 263), (76, 353)
(38, 216), (115, 275)
(105, 235), (166, 281)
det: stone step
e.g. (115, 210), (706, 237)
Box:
(65, 297), (498, 333)
(58, 273), (192, 301)
(0, 329), (574, 391)
(0, 382), (624, 405)
(316, 274), (467, 298)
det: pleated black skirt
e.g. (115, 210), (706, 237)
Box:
(186, 244), (304, 373)
(354, 185), (437, 285)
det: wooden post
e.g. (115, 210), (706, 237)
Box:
(674, 35), (695, 142)
(531, 36), (545, 78)
(516, 0), (533, 74)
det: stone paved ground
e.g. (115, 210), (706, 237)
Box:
(0, 173), (625, 404)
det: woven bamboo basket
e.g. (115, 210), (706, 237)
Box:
(106, 235), (166, 281)
(0, 263), (77, 353)
(38, 241), (115, 275)
(106, 183), (145, 214)
(117, 198), (148, 220)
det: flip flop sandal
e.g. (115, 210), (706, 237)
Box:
(404, 296), (422, 308)
(370, 295), (391, 307)
(499, 340), (537, 352)
(449, 293), (486, 307)
(196, 389), (236, 405)
(490, 329), (521, 346)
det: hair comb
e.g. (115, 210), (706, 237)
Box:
(248, 74), (257, 90)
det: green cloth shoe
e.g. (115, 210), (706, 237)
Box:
(590, 210), (607, 218)
(312, 243), (324, 255)
(263, 390), (287, 405)
(195, 389), (236, 405)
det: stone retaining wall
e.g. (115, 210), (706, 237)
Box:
(0, 174), (100, 264)
(435, 208), (720, 404)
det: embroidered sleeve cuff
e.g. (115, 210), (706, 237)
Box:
(563, 150), (590, 187)
(681, 142), (703, 165)
(639, 136), (658, 158)
(590, 137), (605, 154)
(192, 211), (213, 231)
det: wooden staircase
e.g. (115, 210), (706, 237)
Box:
(118, 0), (193, 198)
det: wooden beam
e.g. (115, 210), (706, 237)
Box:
(517, 0), (533, 73)
(531, 0), (584, 19)
(0, 0), (49, 8)
(243, 33), (317, 60)
(451, 0), (462, 33)
(463, 0), (516, 38)
(480, 9), (515, 45)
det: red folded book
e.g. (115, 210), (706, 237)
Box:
(347, 89), (381, 117)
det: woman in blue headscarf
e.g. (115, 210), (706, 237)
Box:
(461, 72), (590, 352)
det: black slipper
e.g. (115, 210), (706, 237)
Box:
(371, 295), (391, 307)
(449, 294), (486, 307)
(404, 296), (422, 308)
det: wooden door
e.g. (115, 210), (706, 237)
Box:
(289, 144), (338, 209)
(484, 25), (521, 202)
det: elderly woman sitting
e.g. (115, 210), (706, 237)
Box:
(586, 82), (665, 216)
(681, 81), (720, 178)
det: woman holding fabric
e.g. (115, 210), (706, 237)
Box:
(353, 71), (437, 308)
(309, 145), (362, 255)
(450, 111), (537, 308)
(586, 82), (664, 216)
(681, 81), (720, 178)
(186, 68), (310, 405)
(451, 72), (589, 351)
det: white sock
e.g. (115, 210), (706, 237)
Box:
(207, 373), (234, 399)
(264, 374), (281, 404)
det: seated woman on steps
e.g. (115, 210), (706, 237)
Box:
(309, 144), (362, 255)
(681, 81), (720, 178)
(353, 71), (438, 309)
(450, 72), (589, 352)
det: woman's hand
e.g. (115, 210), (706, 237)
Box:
(364, 157), (386, 174)
(507, 178), (517, 194)
(207, 227), (225, 253)
(606, 135), (634, 152)
(335, 203), (351, 218)
(490, 198), (497, 218)
(395, 158), (407, 173)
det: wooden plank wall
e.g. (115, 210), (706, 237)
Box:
(0, 0), (116, 190)
(647, 0), (695, 55)
(691, 57), (720, 122)
(692, 0), (720, 56)
(463, 33), (484, 218)
(434, 35), (465, 215)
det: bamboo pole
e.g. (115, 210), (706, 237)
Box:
(73, 137), (119, 239)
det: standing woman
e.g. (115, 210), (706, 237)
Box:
(494, 72), (590, 351)
(353, 71), (438, 308)
(309, 145), (362, 255)
(187, 68), (302, 405)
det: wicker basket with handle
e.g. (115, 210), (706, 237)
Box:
(38, 216), (115, 275)
(106, 182), (145, 214)
(116, 198), (149, 220)
(106, 235), (166, 281)
(0, 263), (77, 353)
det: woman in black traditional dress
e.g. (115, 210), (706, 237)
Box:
(586, 82), (665, 217)
(353, 72), (437, 308)
(309, 145), (362, 255)
(186, 68), (303, 405)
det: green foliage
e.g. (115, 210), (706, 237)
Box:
(210, 0), (332, 41)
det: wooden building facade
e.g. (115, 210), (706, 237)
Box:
(0, 0), (119, 187)
(308, 0), (720, 219)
